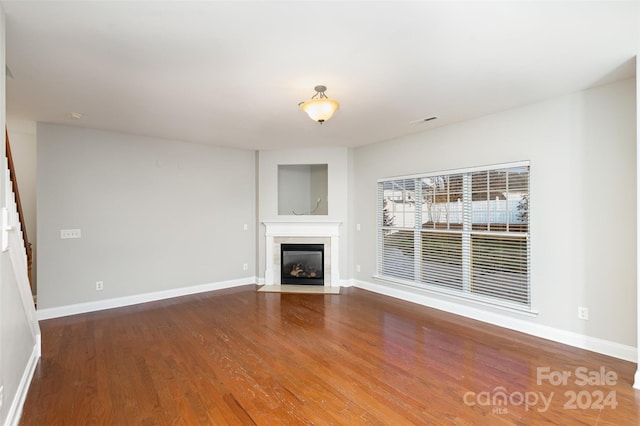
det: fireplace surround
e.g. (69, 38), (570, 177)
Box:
(263, 221), (341, 287)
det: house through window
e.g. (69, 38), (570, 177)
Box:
(377, 162), (530, 309)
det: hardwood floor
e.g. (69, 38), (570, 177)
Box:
(20, 285), (640, 425)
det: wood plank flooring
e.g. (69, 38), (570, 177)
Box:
(20, 285), (640, 425)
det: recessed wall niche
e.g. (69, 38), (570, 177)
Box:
(278, 164), (328, 215)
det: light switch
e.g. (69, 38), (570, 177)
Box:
(61, 229), (81, 239)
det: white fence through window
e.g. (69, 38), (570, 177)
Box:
(377, 161), (531, 309)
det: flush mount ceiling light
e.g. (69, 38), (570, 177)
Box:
(299, 85), (340, 123)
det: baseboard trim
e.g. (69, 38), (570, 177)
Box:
(354, 279), (637, 362)
(634, 370), (640, 390)
(34, 276), (635, 361)
(36, 277), (257, 320)
(340, 278), (355, 287)
(5, 342), (40, 426)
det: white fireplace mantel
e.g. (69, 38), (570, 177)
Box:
(263, 221), (341, 287)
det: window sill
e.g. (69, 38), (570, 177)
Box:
(372, 274), (539, 317)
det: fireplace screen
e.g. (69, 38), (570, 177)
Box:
(281, 243), (324, 285)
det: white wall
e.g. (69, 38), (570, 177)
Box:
(309, 164), (329, 216)
(0, 253), (37, 425)
(37, 124), (256, 310)
(1, 7), (40, 425)
(351, 79), (637, 351)
(278, 165), (312, 215)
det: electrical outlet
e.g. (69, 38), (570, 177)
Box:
(242, 263), (248, 271)
(60, 229), (81, 239)
(578, 306), (589, 320)
(356, 264), (361, 272)
(243, 224), (248, 231)
(96, 281), (104, 291)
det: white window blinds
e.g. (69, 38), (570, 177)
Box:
(377, 162), (530, 308)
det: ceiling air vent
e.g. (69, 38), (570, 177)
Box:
(409, 116), (438, 125)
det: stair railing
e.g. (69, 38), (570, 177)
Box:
(5, 128), (33, 291)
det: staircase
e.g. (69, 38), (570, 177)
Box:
(5, 128), (33, 290)
(2, 128), (41, 425)
(3, 128), (39, 337)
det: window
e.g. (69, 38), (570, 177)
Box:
(377, 162), (530, 309)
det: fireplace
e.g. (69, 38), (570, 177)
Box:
(263, 221), (341, 287)
(281, 243), (324, 285)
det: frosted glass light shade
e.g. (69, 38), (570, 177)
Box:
(300, 98), (340, 123)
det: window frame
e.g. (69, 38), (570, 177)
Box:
(376, 161), (532, 312)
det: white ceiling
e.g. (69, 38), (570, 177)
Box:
(2, 1), (638, 151)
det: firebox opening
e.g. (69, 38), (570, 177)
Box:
(281, 243), (324, 285)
